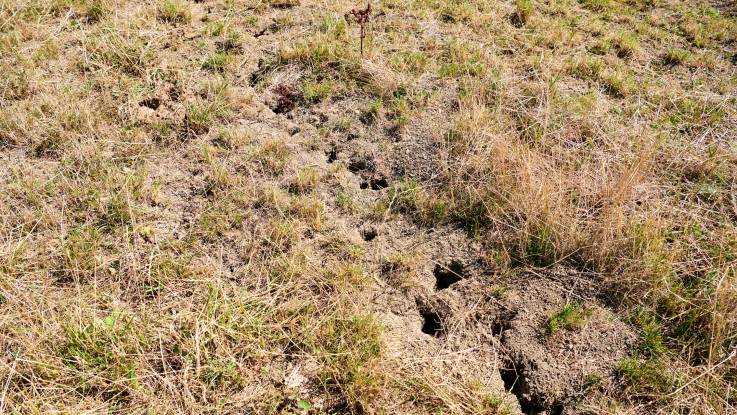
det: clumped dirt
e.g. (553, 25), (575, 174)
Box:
(499, 271), (636, 413)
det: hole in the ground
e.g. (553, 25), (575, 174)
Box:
(421, 311), (443, 337)
(369, 177), (389, 190)
(434, 260), (465, 290)
(491, 309), (517, 334)
(348, 157), (375, 173)
(381, 261), (397, 274)
(140, 97), (161, 110)
(500, 367), (521, 396)
(327, 145), (337, 163)
(360, 178), (388, 190)
(500, 366), (536, 414)
(215, 38), (242, 53)
(500, 363), (559, 415)
(361, 226), (377, 241)
(253, 26), (269, 38)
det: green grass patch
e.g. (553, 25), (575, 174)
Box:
(547, 303), (590, 334)
(158, 0), (191, 24)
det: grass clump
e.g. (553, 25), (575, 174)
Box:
(388, 180), (448, 225)
(86, 28), (153, 76)
(664, 48), (689, 65)
(203, 52), (233, 72)
(547, 303), (590, 334)
(50, 0), (109, 22)
(252, 140), (290, 173)
(439, 40), (486, 79)
(289, 167), (320, 194)
(62, 225), (105, 281)
(316, 315), (384, 410)
(612, 32), (640, 58)
(631, 308), (667, 357)
(618, 357), (680, 396)
(389, 51), (429, 74)
(158, 0), (191, 24)
(61, 311), (144, 394)
(301, 79), (334, 103)
(579, 0), (610, 11)
(185, 82), (231, 134)
(600, 69), (635, 97)
(568, 55), (604, 79)
(514, 0), (533, 25)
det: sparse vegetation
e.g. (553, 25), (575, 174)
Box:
(344, 3), (371, 57)
(158, 0), (191, 24)
(1, 0), (736, 412)
(547, 304), (590, 334)
(514, 0), (533, 26)
(665, 48), (690, 65)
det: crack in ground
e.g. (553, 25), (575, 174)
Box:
(495, 314), (563, 415)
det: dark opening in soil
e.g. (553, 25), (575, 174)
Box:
(421, 311), (443, 337)
(373, 178), (389, 189)
(327, 145), (337, 163)
(215, 38), (242, 53)
(500, 365), (561, 415)
(348, 157), (375, 173)
(361, 227), (378, 241)
(434, 260), (464, 290)
(253, 26), (269, 38)
(361, 178), (388, 190)
(140, 97), (161, 110)
(491, 309), (516, 334)
(501, 367), (533, 414)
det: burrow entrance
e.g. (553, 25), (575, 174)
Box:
(500, 364), (563, 415)
(348, 156), (375, 173)
(361, 226), (378, 241)
(433, 260), (465, 290)
(327, 145), (337, 163)
(421, 311), (444, 337)
(360, 177), (389, 190)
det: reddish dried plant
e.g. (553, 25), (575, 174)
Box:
(272, 84), (297, 114)
(344, 3), (371, 57)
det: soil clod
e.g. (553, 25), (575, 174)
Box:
(434, 260), (465, 290)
